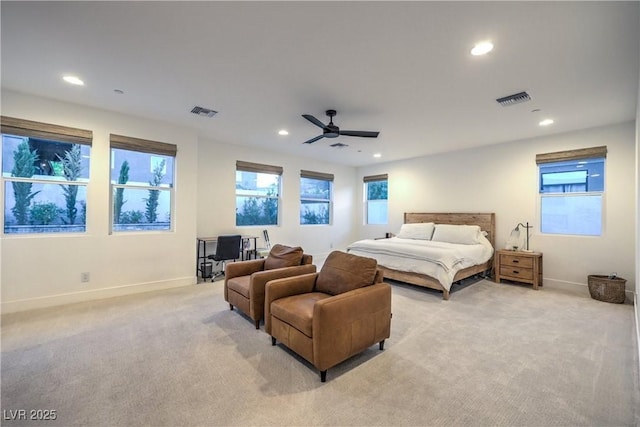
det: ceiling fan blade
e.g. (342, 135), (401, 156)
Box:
(302, 114), (327, 129)
(339, 130), (380, 138)
(302, 134), (325, 144)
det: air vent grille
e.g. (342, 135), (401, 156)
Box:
(190, 106), (218, 118)
(330, 142), (349, 148)
(496, 91), (531, 107)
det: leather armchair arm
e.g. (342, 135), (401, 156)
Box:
(249, 264), (317, 302)
(248, 264), (316, 321)
(312, 283), (392, 372)
(264, 273), (318, 334)
(224, 259), (265, 280)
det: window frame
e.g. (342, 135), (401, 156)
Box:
(235, 160), (282, 227)
(1, 116), (92, 235)
(536, 146), (606, 237)
(299, 170), (333, 226)
(109, 133), (176, 234)
(364, 174), (388, 225)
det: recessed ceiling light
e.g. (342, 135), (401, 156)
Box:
(63, 75), (84, 86)
(539, 119), (554, 126)
(373, 153), (382, 158)
(278, 130), (289, 136)
(471, 41), (493, 56)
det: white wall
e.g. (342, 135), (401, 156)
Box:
(357, 121), (636, 294)
(196, 138), (357, 259)
(1, 91), (199, 312)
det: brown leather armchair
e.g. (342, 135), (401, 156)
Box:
(224, 244), (315, 329)
(265, 251), (392, 382)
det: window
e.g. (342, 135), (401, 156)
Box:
(300, 170), (333, 225)
(1, 116), (92, 234)
(364, 174), (388, 225)
(236, 161), (282, 226)
(537, 146), (606, 236)
(110, 134), (176, 232)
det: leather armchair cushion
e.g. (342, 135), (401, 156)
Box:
(315, 251), (378, 296)
(226, 275), (251, 298)
(264, 244), (304, 270)
(271, 292), (331, 337)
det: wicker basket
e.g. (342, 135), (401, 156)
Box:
(587, 275), (626, 303)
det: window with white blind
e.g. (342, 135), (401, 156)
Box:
(236, 161), (282, 226)
(300, 170), (333, 225)
(364, 174), (388, 225)
(537, 146), (606, 236)
(110, 134), (176, 232)
(1, 116), (92, 234)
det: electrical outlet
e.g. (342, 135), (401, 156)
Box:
(81, 272), (90, 283)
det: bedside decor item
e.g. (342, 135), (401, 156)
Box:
(587, 274), (626, 303)
(509, 222), (533, 251)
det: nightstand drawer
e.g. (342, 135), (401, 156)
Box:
(500, 254), (533, 268)
(499, 265), (534, 281)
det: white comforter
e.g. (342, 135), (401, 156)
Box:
(346, 237), (494, 291)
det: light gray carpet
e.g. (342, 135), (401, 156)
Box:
(2, 278), (638, 426)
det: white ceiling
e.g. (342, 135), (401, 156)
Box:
(1, 1), (638, 167)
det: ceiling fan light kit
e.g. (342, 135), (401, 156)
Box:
(301, 109), (379, 145)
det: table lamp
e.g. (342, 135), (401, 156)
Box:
(511, 222), (532, 251)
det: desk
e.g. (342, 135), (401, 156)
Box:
(196, 236), (258, 279)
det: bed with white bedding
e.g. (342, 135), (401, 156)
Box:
(347, 212), (495, 300)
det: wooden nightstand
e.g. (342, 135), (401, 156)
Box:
(494, 250), (543, 290)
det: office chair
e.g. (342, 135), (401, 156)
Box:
(208, 234), (242, 282)
(256, 229), (271, 259)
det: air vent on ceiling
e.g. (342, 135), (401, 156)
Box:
(496, 91), (531, 107)
(330, 142), (349, 148)
(190, 106), (218, 118)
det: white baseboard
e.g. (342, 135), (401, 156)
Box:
(1, 276), (196, 314)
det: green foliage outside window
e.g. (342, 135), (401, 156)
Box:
(57, 144), (83, 225)
(80, 201), (87, 224)
(144, 159), (165, 223)
(120, 210), (144, 224)
(11, 141), (40, 225)
(367, 180), (387, 200)
(236, 190), (278, 226)
(302, 205), (329, 224)
(114, 160), (129, 224)
(29, 202), (60, 225)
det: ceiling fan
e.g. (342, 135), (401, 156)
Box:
(301, 109), (379, 144)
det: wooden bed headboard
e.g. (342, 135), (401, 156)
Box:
(404, 212), (496, 248)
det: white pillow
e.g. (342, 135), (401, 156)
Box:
(431, 224), (482, 245)
(396, 223), (435, 240)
